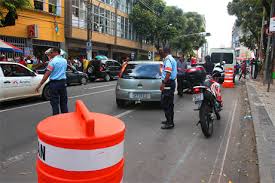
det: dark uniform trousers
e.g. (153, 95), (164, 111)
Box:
(49, 79), (68, 115)
(177, 74), (184, 95)
(161, 80), (176, 123)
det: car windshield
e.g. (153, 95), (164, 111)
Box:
(211, 53), (233, 64)
(122, 63), (161, 79)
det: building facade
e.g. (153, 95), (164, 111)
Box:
(232, 23), (254, 62)
(0, 0), (65, 59)
(65, 0), (153, 62)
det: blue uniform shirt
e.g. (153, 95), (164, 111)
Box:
(47, 55), (67, 80)
(162, 55), (177, 80)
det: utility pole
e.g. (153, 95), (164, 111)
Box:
(267, 0), (275, 92)
(86, 0), (93, 61)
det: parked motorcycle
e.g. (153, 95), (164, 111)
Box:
(192, 77), (222, 137)
(186, 66), (222, 138)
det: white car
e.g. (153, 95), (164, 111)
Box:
(0, 62), (50, 103)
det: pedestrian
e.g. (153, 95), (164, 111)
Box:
(176, 54), (187, 96)
(122, 57), (130, 67)
(18, 56), (27, 66)
(159, 47), (177, 129)
(35, 48), (68, 115)
(239, 61), (247, 81)
(235, 61), (240, 75)
(204, 55), (214, 75)
(254, 58), (259, 79)
(0, 54), (6, 62)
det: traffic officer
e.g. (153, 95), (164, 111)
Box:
(176, 53), (187, 96)
(160, 48), (177, 129)
(35, 48), (68, 115)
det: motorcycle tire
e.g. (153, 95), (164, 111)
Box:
(199, 101), (214, 138)
(215, 111), (221, 120)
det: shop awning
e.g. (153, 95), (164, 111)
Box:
(0, 39), (23, 53)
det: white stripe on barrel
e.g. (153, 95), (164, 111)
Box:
(38, 139), (124, 171)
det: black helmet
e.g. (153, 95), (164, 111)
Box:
(205, 55), (211, 62)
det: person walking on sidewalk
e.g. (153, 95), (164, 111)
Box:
(159, 48), (177, 129)
(239, 60), (247, 81)
(35, 48), (68, 115)
(177, 54), (187, 96)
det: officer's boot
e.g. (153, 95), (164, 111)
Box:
(161, 113), (169, 124)
(161, 116), (174, 129)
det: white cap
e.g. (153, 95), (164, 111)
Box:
(45, 48), (52, 55)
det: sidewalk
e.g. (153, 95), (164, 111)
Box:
(246, 78), (275, 183)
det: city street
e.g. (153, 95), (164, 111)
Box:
(0, 80), (259, 183)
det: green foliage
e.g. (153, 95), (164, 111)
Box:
(227, 0), (264, 50)
(0, 0), (31, 27)
(129, 1), (206, 53)
(171, 12), (206, 54)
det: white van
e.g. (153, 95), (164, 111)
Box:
(209, 48), (236, 69)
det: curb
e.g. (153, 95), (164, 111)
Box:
(245, 81), (275, 183)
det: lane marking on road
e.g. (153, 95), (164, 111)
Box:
(83, 83), (116, 90)
(69, 89), (114, 99)
(0, 89), (115, 113)
(207, 100), (238, 183)
(164, 134), (199, 183)
(114, 110), (135, 118)
(217, 100), (238, 183)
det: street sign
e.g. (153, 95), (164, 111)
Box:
(86, 41), (92, 50)
(148, 51), (152, 60)
(131, 52), (135, 60)
(270, 17), (275, 32)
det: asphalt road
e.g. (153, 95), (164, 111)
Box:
(0, 80), (258, 183)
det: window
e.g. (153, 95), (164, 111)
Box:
(1, 64), (33, 77)
(105, 61), (113, 67)
(122, 64), (162, 79)
(34, 0), (44, 11)
(72, 0), (86, 28)
(48, 0), (57, 14)
(211, 53), (234, 64)
(114, 62), (121, 67)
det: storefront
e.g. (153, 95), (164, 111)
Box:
(0, 35), (61, 61)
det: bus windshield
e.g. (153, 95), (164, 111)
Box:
(211, 53), (233, 64)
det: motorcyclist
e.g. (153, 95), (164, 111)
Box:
(204, 55), (214, 75)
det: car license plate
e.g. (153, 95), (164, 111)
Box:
(193, 93), (204, 102)
(129, 93), (151, 99)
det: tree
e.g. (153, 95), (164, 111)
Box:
(227, 0), (264, 50)
(129, 1), (206, 53)
(0, 0), (31, 27)
(171, 12), (206, 55)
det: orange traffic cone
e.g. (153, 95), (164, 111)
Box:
(222, 68), (235, 88)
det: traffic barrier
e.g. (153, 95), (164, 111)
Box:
(36, 100), (125, 183)
(222, 68), (235, 88)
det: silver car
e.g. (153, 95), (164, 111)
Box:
(116, 61), (163, 107)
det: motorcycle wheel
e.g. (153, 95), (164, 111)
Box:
(199, 101), (214, 138)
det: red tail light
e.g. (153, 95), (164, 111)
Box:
(193, 88), (201, 94)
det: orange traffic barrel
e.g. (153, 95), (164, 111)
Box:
(36, 100), (125, 183)
(222, 68), (235, 88)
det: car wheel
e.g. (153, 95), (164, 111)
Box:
(42, 84), (50, 101)
(116, 99), (126, 108)
(81, 77), (88, 85)
(104, 74), (111, 82)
